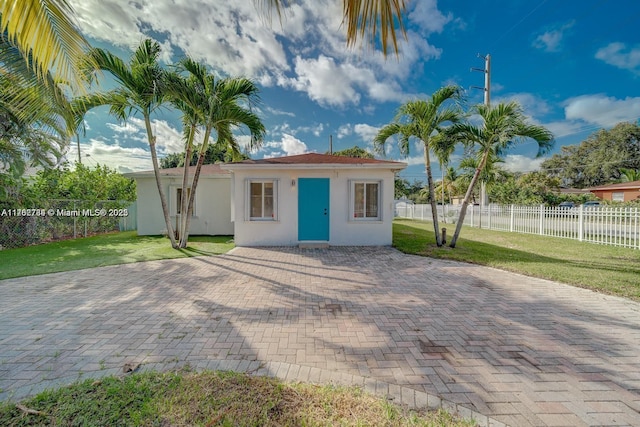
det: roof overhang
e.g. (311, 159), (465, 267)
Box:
(220, 163), (407, 173)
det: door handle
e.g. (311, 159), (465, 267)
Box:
(323, 208), (327, 215)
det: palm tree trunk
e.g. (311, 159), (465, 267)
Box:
(424, 146), (442, 246)
(449, 151), (489, 248)
(178, 126), (195, 247)
(145, 116), (178, 248)
(180, 127), (213, 248)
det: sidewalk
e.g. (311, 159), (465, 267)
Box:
(1, 246), (639, 426)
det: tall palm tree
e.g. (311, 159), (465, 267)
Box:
(263, 0), (407, 56)
(374, 85), (462, 246)
(168, 57), (265, 248)
(76, 39), (179, 248)
(448, 102), (554, 248)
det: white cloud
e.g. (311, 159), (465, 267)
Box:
(106, 122), (140, 134)
(105, 118), (183, 155)
(503, 155), (544, 173)
(563, 95), (640, 127)
(595, 42), (640, 73)
(264, 133), (308, 156)
(409, 0), (452, 34)
(493, 92), (550, 118)
(337, 124), (352, 139)
(353, 124), (380, 144)
(265, 106), (295, 117)
(66, 138), (152, 173)
(532, 21), (574, 52)
(70, 0), (450, 109)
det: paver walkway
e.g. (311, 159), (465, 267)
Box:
(1, 247), (640, 426)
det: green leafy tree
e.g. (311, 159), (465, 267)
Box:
(31, 163), (136, 203)
(489, 171), (561, 205)
(541, 122), (640, 188)
(330, 146), (375, 158)
(161, 144), (250, 169)
(374, 85), (463, 246)
(447, 102), (554, 248)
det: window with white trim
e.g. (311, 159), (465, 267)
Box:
(351, 180), (381, 220)
(248, 180), (277, 220)
(171, 186), (196, 216)
(612, 192), (624, 202)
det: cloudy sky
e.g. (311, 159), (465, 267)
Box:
(67, 0), (640, 180)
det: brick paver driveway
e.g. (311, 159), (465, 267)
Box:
(1, 247), (640, 426)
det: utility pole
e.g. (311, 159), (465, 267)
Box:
(471, 54), (491, 208)
(329, 134), (333, 154)
(76, 133), (82, 164)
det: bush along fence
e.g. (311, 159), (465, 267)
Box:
(394, 202), (640, 250)
(0, 200), (136, 249)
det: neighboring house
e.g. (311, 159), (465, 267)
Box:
(588, 180), (640, 202)
(126, 164), (233, 236)
(220, 153), (407, 246)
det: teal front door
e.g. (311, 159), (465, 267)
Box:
(298, 178), (330, 241)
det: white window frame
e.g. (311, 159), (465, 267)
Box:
(349, 180), (382, 221)
(170, 185), (196, 217)
(246, 179), (278, 221)
(612, 192), (624, 202)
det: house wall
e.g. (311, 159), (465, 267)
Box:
(230, 168), (397, 246)
(135, 176), (233, 236)
(592, 189), (640, 202)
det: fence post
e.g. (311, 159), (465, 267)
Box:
(510, 204), (515, 232)
(470, 204), (474, 227)
(578, 205), (584, 242)
(539, 204), (545, 235)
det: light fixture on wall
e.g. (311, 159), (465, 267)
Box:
(291, 179), (296, 187)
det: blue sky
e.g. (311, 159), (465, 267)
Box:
(67, 0), (640, 181)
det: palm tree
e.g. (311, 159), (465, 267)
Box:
(1, 40), (76, 175)
(76, 39), (179, 248)
(374, 85), (462, 246)
(263, 0), (407, 56)
(619, 168), (640, 182)
(434, 166), (460, 204)
(168, 58), (265, 248)
(1, 1), (92, 100)
(448, 102), (554, 248)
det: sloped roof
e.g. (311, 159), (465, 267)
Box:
(588, 180), (640, 191)
(221, 153), (406, 170)
(125, 163), (229, 179)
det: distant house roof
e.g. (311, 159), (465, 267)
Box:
(125, 163), (229, 179)
(220, 153), (406, 170)
(588, 180), (640, 191)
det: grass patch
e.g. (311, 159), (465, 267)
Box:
(394, 219), (640, 301)
(0, 370), (474, 426)
(0, 232), (234, 280)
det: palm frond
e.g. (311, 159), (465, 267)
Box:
(1, 0), (91, 93)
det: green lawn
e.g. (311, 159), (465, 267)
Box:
(393, 219), (640, 301)
(0, 232), (234, 280)
(0, 370), (473, 427)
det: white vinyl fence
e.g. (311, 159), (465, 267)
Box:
(394, 202), (640, 250)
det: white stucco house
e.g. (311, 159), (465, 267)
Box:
(220, 153), (406, 246)
(126, 164), (233, 236)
